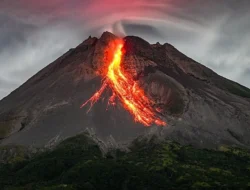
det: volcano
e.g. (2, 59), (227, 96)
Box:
(0, 32), (250, 148)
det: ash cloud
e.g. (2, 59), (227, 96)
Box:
(0, 0), (250, 99)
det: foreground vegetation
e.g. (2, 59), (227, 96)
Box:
(0, 134), (250, 190)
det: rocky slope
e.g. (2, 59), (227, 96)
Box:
(0, 32), (250, 148)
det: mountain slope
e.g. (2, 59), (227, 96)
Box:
(0, 32), (250, 148)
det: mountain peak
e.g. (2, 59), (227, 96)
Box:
(100, 31), (118, 40)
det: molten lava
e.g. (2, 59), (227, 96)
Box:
(81, 39), (166, 127)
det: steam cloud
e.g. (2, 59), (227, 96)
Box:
(0, 0), (250, 99)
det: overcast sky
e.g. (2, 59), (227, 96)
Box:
(0, 0), (250, 99)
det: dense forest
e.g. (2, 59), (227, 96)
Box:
(1, 133), (250, 190)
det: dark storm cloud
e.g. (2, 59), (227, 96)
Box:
(0, 0), (250, 99)
(0, 9), (87, 99)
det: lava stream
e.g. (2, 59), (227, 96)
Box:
(81, 39), (166, 127)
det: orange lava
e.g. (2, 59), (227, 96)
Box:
(81, 39), (166, 127)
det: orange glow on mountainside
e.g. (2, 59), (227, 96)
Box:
(81, 39), (166, 127)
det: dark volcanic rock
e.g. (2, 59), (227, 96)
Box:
(0, 32), (250, 149)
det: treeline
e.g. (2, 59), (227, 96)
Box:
(0, 134), (250, 190)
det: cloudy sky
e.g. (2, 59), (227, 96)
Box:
(0, 0), (250, 99)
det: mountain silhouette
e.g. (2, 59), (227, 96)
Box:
(0, 32), (250, 148)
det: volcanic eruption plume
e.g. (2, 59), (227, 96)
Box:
(81, 39), (166, 127)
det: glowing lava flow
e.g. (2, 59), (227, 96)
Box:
(81, 39), (166, 127)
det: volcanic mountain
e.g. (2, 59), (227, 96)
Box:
(0, 32), (250, 148)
